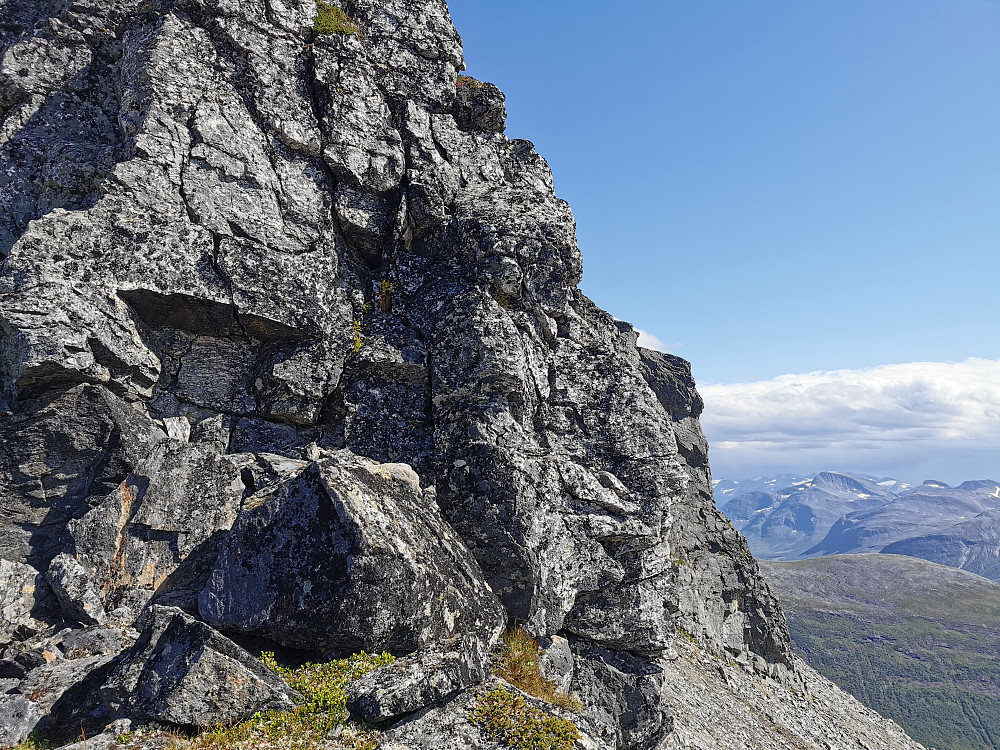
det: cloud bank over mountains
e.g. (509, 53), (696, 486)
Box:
(700, 358), (1000, 484)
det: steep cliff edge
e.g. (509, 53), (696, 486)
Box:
(0, 1), (922, 748)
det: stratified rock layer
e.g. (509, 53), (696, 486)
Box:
(0, 0), (924, 748)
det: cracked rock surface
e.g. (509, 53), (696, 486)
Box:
(0, 0), (924, 748)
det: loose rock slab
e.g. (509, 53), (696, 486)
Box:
(346, 633), (489, 723)
(102, 605), (296, 727)
(199, 450), (505, 655)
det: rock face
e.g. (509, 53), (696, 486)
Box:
(0, 0), (924, 748)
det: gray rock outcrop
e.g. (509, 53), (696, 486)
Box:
(0, 0), (926, 748)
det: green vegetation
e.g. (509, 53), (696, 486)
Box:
(494, 627), (582, 712)
(314, 1), (359, 36)
(351, 317), (365, 353)
(180, 651), (394, 750)
(470, 686), (579, 750)
(6, 735), (53, 750)
(456, 75), (483, 90)
(676, 627), (699, 647)
(764, 555), (1000, 750)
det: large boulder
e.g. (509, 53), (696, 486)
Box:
(45, 553), (108, 627)
(66, 443), (302, 620)
(199, 450), (505, 655)
(102, 605), (296, 727)
(0, 652), (116, 745)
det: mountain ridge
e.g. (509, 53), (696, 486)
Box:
(718, 470), (1000, 577)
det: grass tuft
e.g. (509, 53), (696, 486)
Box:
(6, 735), (54, 750)
(456, 75), (483, 89)
(494, 628), (582, 712)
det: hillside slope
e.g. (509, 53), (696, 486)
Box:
(763, 554), (1000, 750)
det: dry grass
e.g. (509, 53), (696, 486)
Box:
(494, 628), (583, 712)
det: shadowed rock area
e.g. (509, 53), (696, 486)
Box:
(0, 0), (926, 748)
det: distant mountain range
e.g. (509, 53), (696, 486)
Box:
(762, 554), (1000, 750)
(716, 471), (1000, 580)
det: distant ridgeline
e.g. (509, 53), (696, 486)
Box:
(716, 471), (1000, 579)
(720, 472), (1000, 750)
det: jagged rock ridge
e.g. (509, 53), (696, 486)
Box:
(0, 0), (924, 748)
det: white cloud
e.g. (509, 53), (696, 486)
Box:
(636, 329), (669, 352)
(700, 359), (1000, 484)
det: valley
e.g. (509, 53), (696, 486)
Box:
(762, 554), (1000, 750)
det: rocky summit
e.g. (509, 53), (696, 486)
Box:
(0, 1), (927, 748)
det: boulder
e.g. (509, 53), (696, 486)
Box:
(46, 553), (108, 626)
(453, 78), (507, 133)
(2, 653), (116, 744)
(102, 605), (296, 727)
(199, 450), (505, 655)
(346, 633), (489, 723)
(0, 694), (42, 748)
(0, 559), (43, 642)
(67, 444), (301, 617)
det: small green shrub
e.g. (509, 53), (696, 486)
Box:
(180, 652), (393, 750)
(8, 734), (54, 750)
(314, 1), (359, 35)
(494, 627), (582, 712)
(470, 686), (580, 750)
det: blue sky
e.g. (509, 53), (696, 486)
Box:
(448, 1), (1000, 481)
